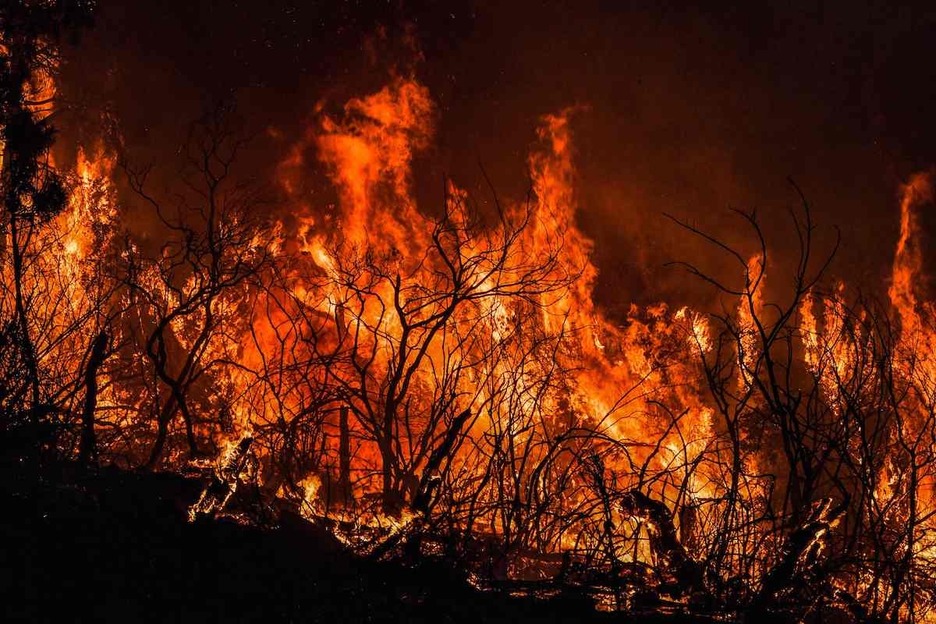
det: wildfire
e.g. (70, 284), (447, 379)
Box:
(9, 62), (936, 621)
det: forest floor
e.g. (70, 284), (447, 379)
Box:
(0, 462), (700, 623)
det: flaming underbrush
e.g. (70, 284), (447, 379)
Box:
(4, 67), (936, 621)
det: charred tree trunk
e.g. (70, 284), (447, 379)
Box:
(412, 408), (471, 513)
(336, 405), (352, 505)
(78, 331), (108, 467)
(146, 393), (177, 469)
(378, 436), (399, 514)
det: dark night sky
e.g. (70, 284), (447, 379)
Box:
(58, 0), (936, 314)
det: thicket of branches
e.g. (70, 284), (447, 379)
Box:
(3, 6), (936, 623)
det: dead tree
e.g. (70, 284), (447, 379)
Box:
(319, 185), (571, 513)
(121, 104), (269, 468)
(667, 182), (850, 609)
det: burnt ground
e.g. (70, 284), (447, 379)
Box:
(0, 464), (694, 623)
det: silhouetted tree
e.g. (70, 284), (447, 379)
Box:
(121, 104), (270, 468)
(0, 0), (93, 456)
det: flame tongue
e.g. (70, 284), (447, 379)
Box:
(264, 79), (729, 535)
(890, 174), (933, 336)
(311, 77), (434, 257)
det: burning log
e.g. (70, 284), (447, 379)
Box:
(188, 435), (258, 522)
(747, 496), (848, 621)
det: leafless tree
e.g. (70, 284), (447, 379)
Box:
(307, 186), (574, 514)
(120, 104), (270, 468)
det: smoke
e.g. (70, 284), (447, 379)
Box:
(55, 0), (936, 318)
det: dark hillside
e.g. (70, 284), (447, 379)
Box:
(0, 464), (682, 623)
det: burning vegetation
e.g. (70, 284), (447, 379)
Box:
(5, 2), (936, 622)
